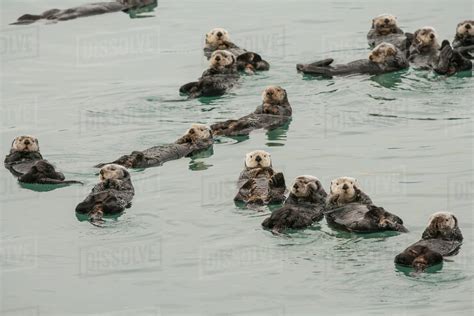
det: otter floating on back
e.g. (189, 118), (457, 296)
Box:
(453, 20), (474, 59)
(11, 0), (157, 25)
(261, 175), (327, 233)
(76, 164), (134, 225)
(395, 212), (463, 272)
(180, 50), (240, 98)
(4, 135), (81, 186)
(95, 124), (213, 169)
(324, 177), (407, 233)
(409, 26), (472, 75)
(211, 86), (292, 137)
(234, 150), (286, 207)
(297, 42), (409, 78)
(367, 14), (411, 53)
(204, 28), (270, 74)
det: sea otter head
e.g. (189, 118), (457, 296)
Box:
(262, 86), (288, 105)
(330, 176), (359, 203)
(372, 14), (399, 35)
(245, 150), (272, 169)
(209, 50), (236, 70)
(99, 164), (129, 182)
(10, 135), (39, 153)
(176, 124), (212, 144)
(369, 42), (397, 64)
(205, 28), (230, 48)
(456, 20), (474, 39)
(291, 175), (323, 198)
(413, 26), (440, 50)
(426, 212), (458, 235)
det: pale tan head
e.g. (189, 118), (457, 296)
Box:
(372, 14), (399, 35)
(291, 175), (321, 197)
(262, 86), (287, 104)
(99, 164), (129, 182)
(245, 150), (272, 169)
(414, 26), (439, 48)
(369, 42), (397, 63)
(330, 176), (358, 203)
(205, 28), (230, 47)
(11, 135), (39, 153)
(456, 20), (474, 37)
(209, 50), (236, 70)
(185, 124), (211, 141)
(427, 212), (458, 234)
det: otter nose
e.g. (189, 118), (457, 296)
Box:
(466, 24), (472, 30)
(266, 91), (273, 96)
(293, 183), (299, 189)
(189, 128), (195, 134)
(217, 32), (223, 37)
(342, 184), (349, 190)
(255, 155), (262, 162)
(24, 139), (30, 145)
(215, 55), (221, 61)
(430, 33), (435, 39)
(384, 18), (389, 24)
(100, 169), (104, 175)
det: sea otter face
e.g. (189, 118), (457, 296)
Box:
(262, 86), (287, 104)
(245, 150), (272, 169)
(427, 212), (458, 234)
(11, 135), (39, 153)
(456, 20), (474, 38)
(185, 124), (212, 141)
(369, 42), (397, 64)
(291, 175), (321, 197)
(330, 177), (358, 202)
(372, 14), (398, 35)
(414, 27), (439, 48)
(209, 50), (235, 70)
(205, 28), (230, 47)
(99, 164), (129, 182)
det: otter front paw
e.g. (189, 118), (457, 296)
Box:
(269, 172), (285, 188)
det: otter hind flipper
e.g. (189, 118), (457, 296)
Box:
(296, 63), (334, 78)
(309, 58), (334, 67)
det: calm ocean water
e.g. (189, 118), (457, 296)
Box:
(1, 0), (473, 315)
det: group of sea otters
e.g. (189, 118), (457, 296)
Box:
(6, 4), (473, 274)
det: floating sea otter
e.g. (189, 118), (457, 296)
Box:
(4, 135), (81, 186)
(11, 0), (157, 25)
(395, 212), (463, 272)
(203, 28), (270, 74)
(95, 124), (213, 169)
(211, 86), (291, 137)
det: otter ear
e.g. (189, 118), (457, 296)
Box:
(452, 214), (458, 227)
(122, 168), (130, 179)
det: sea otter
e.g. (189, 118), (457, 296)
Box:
(211, 86), (292, 137)
(261, 175), (327, 233)
(367, 14), (411, 53)
(95, 124), (213, 169)
(180, 50), (240, 98)
(203, 28), (270, 74)
(4, 135), (81, 185)
(324, 177), (407, 233)
(76, 164), (134, 225)
(297, 42), (409, 78)
(11, 0), (157, 25)
(453, 20), (474, 59)
(395, 212), (463, 272)
(408, 26), (472, 74)
(234, 150), (286, 206)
